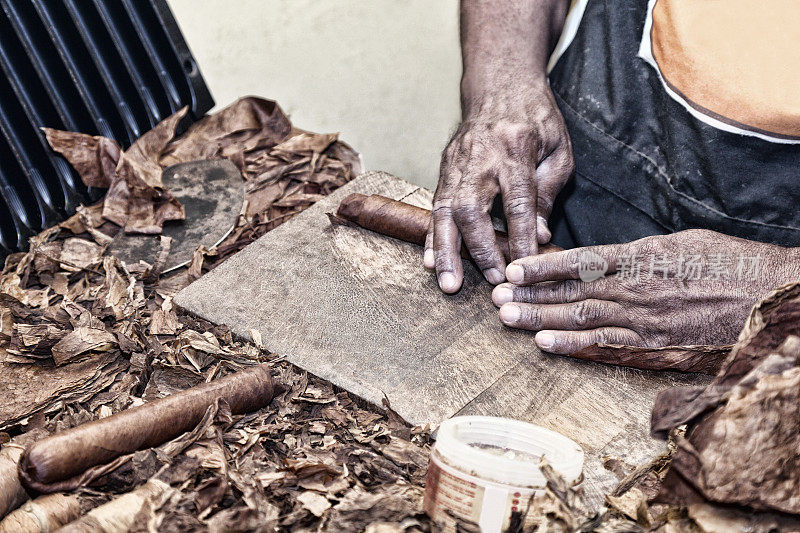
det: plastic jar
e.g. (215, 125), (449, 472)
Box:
(423, 416), (584, 532)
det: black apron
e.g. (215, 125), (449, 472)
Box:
(546, 1), (800, 249)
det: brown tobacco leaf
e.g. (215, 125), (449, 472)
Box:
(652, 282), (800, 516)
(686, 502), (800, 533)
(58, 238), (104, 273)
(56, 478), (170, 533)
(0, 352), (127, 432)
(118, 109), (188, 234)
(716, 282), (800, 387)
(0, 428), (47, 519)
(9, 323), (67, 357)
(572, 343), (730, 375)
(51, 325), (117, 366)
(271, 131), (338, 157)
(149, 309), (179, 335)
(327, 484), (424, 532)
(45, 108), (188, 235)
(157, 97), (360, 263)
(160, 97), (292, 167)
(42, 128), (121, 188)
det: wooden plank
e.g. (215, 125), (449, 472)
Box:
(175, 171), (705, 505)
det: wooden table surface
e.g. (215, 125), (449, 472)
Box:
(175, 171), (704, 505)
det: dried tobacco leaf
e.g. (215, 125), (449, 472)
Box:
(58, 238), (103, 273)
(571, 343), (729, 375)
(42, 129), (120, 188)
(652, 283), (800, 516)
(50, 326), (117, 366)
(160, 97), (292, 167)
(45, 108), (188, 235)
(686, 502), (800, 533)
(0, 352), (127, 432)
(3, 97), (442, 531)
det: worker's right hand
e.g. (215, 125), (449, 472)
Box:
(424, 80), (574, 293)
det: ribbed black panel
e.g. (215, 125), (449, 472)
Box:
(0, 0), (213, 257)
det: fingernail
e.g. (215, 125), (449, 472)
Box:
(499, 303), (521, 324)
(439, 272), (458, 293)
(423, 249), (435, 269)
(484, 268), (504, 285)
(492, 285), (513, 306)
(536, 331), (555, 350)
(506, 264), (524, 284)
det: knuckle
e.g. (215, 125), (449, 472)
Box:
(468, 244), (497, 266)
(515, 285), (534, 302)
(561, 280), (581, 302)
(431, 198), (453, 218)
(566, 249), (584, 274)
(504, 194), (535, 218)
(452, 195), (483, 222)
(521, 305), (542, 329)
(570, 301), (592, 327)
(636, 238), (662, 257)
(537, 195), (555, 217)
(504, 131), (535, 159)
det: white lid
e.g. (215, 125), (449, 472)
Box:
(433, 416), (584, 488)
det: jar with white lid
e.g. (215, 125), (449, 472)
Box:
(423, 416), (584, 532)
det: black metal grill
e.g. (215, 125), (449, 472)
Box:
(0, 0), (213, 257)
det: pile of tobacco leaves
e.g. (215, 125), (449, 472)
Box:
(1, 99), (436, 532)
(0, 97), (798, 532)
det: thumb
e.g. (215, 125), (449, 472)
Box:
(535, 148), (574, 245)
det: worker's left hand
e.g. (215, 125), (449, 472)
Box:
(491, 229), (800, 353)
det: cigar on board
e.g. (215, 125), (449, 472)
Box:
(19, 364), (277, 494)
(334, 193), (562, 260)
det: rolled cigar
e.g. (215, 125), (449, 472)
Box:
(56, 478), (170, 533)
(19, 364), (276, 493)
(0, 444), (27, 520)
(335, 193), (561, 260)
(0, 429), (47, 519)
(0, 494), (80, 533)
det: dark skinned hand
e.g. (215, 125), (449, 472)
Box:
(491, 229), (800, 353)
(424, 81), (574, 293)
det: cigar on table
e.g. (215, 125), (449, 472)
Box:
(335, 193), (562, 260)
(19, 364), (276, 494)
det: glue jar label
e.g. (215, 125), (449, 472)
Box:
(421, 417), (584, 533)
(423, 448), (539, 532)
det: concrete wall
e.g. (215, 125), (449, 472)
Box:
(167, 0), (462, 190)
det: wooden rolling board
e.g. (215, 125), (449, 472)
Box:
(175, 171), (704, 506)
